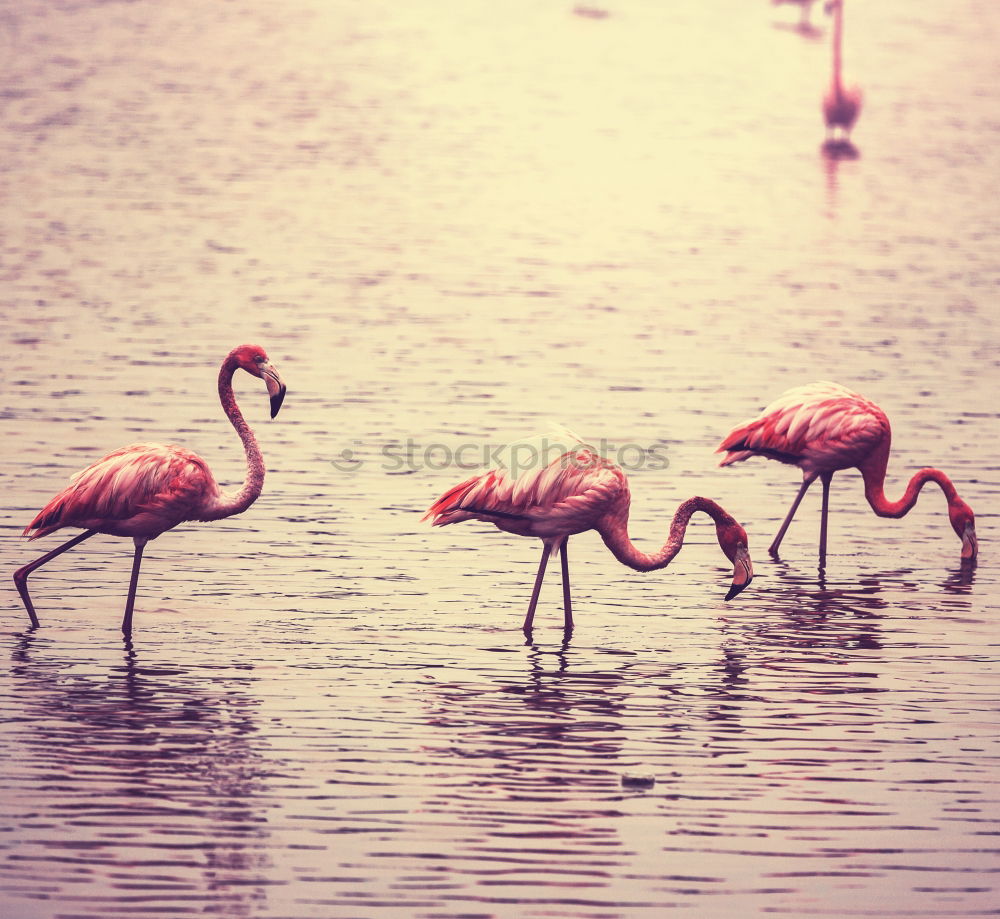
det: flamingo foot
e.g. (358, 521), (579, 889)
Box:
(13, 568), (40, 628)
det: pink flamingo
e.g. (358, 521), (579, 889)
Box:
(14, 344), (287, 635)
(716, 381), (978, 565)
(424, 433), (754, 633)
(822, 0), (862, 142)
(772, 0), (818, 30)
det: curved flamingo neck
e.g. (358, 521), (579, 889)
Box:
(861, 451), (961, 519)
(598, 496), (734, 572)
(203, 352), (265, 520)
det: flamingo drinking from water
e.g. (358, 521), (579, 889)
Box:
(716, 382), (977, 566)
(823, 0), (862, 143)
(424, 431), (754, 634)
(14, 344), (287, 635)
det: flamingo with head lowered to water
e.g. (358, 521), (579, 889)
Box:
(716, 381), (977, 566)
(425, 430), (754, 634)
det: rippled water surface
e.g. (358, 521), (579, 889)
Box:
(2, 1), (999, 916)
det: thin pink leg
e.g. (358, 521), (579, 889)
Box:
(769, 472), (818, 556)
(559, 539), (573, 633)
(121, 539), (147, 637)
(818, 472), (833, 567)
(13, 529), (98, 627)
(522, 544), (550, 635)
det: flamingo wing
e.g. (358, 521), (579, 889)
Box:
(24, 443), (219, 540)
(717, 381), (888, 473)
(424, 446), (626, 539)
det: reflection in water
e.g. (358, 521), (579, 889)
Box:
(410, 641), (638, 910)
(5, 635), (274, 918)
(423, 638), (629, 780)
(822, 138), (861, 161)
(942, 559), (977, 594)
(821, 142), (859, 217)
(411, 605), (908, 911)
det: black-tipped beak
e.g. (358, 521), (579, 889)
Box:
(270, 385), (286, 418)
(725, 545), (754, 602)
(262, 363), (286, 419)
(725, 577), (752, 602)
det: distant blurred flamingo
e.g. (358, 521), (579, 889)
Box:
(823, 0), (862, 142)
(717, 382), (978, 566)
(14, 344), (287, 635)
(425, 431), (753, 634)
(772, 0), (818, 30)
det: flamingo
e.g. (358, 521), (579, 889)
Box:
(424, 431), (754, 634)
(772, 0), (818, 30)
(13, 344), (287, 635)
(716, 381), (978, 566)
(822, 0), (862, 143)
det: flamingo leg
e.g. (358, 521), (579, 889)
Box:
(13, 529), (99, 627)
(769, 473), (818, 556)
(559, 538), (573, 633)
(121, 539), (147, 637)
(522, 544), (550, 635)
(818, 472), (833, 567)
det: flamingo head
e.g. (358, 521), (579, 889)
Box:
(233, 344), (287, 418)
(948, 500), (978, 561)
(717, 520), (754, 601)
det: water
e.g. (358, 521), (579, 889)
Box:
(2, 0), (999, 916)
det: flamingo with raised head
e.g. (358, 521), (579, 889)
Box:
(14, 344), (287, 635)
(823, 0), (862, 142)
(716, 381), (978, 565)
(424, 431), (754, 634)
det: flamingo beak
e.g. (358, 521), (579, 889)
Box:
(961, 521), (978, 561)
(262, 362), (286, 418)
(725, 544), (753, 601)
